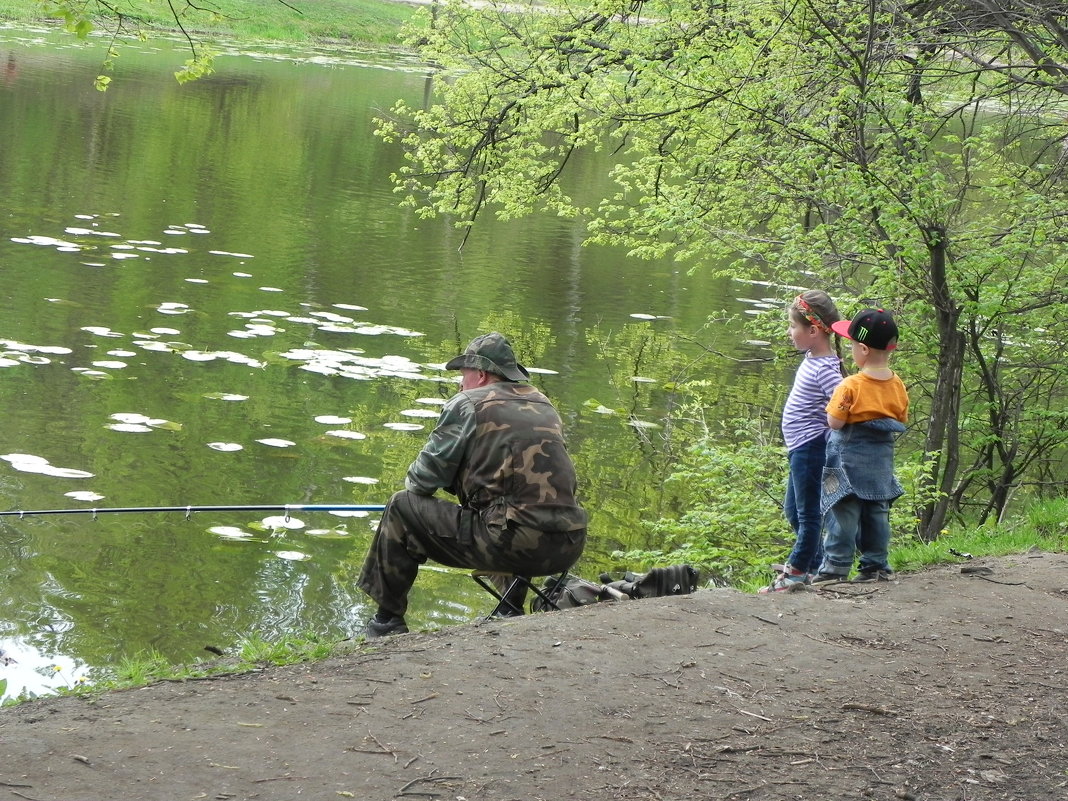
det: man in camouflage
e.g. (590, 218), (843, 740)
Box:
(358, 332), (588, 638)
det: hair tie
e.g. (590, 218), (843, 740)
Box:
(794, 294), (832, 334)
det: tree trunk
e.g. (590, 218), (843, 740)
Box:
(917, 228), (964, 542)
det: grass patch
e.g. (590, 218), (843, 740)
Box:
(743, 497), (1068, 590)
(1, 632), (365, 707)
(236, 633), (338, 666)
(892, 498), (1068, 573)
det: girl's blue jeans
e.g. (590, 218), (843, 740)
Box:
(784, 437), (833, 574)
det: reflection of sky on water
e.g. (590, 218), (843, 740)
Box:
(0, 454), (94, 479)
(0, 638), (87, 701)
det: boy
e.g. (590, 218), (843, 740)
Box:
(813, 309), (909, 583)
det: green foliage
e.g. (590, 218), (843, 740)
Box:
(381, 0), (1068, 540)
(618, 416), (791, 587)
(892, 450), (945, 538)
(174, 52), (215, 85)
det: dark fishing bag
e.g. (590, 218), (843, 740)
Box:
(602, 564), (700, 599)
(531, 564), (699, 613)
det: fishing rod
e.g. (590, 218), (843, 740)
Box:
(0, 503), (386, 520)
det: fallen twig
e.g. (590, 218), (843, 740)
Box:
(397, 774), (463, 798)
(252, 775), (308, 783)
(843, 702), (897, 716)
(738, 708), (773, 722)
(800, 632), (862, 650)
(349, 732), (399, 762)
(970, 575), (1027, 586)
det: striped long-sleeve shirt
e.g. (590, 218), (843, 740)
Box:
(781, 353), (843, 452)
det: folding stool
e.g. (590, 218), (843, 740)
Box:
(471, 569), (571, 617)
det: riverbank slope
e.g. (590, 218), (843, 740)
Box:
(1, 551), (1065, 800)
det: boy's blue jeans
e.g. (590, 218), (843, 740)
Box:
(821, 495), (892, 575)
(783, 437), (832, 574)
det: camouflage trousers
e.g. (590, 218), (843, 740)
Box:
(357, 490), (586, 617)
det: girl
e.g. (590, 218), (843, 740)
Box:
(760, 290), (845, 593)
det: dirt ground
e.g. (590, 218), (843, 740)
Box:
(1, 552), (1066, 801)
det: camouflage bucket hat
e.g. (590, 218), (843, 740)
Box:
(444, 332), (530, 381)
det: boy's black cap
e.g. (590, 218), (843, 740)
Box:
(831, 309), (899, 351)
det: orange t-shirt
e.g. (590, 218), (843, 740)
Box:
(826, 372), (909, 425)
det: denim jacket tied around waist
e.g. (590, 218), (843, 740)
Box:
(821, 417), (907, 514)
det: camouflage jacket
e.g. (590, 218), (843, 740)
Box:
(405, 382), (587, 532)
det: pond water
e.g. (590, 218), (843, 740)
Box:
(0, 25), (777, 697)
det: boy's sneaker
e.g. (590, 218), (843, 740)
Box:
(758, 565), (808, 593)
(852, 569), (895, 583)
(810, 571), (847, 584)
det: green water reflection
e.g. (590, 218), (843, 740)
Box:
(0, 26), (758, 697)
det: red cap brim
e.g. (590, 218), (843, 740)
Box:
(830, 319), (853, 339)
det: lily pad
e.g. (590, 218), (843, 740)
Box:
(65, 490), (105, 502)
(256, 438), (296, 448)
(314, 415), (352, 424)
(209, 526), (255, 540)
(261, 516), (305, 530)
(274, 550), (310, 561)
(325, 430), (367, 440)
(304, 528), (351, 539)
